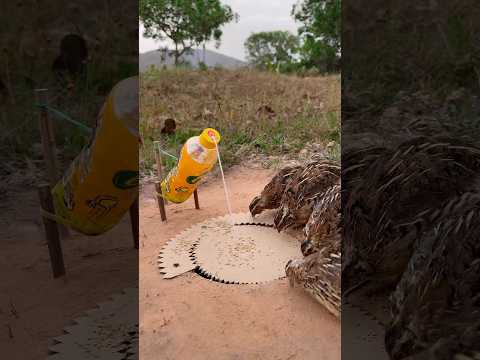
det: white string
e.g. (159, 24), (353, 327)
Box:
(212, 136), (233, 221)
(155, 142), (178, 160)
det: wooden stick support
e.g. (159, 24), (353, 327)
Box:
(154, 141), (168, 221)
(155, 181), (167, 222)
(154, 141), (167, 202)
(38, 184), (66, 278)
(35, 88), (70, 238)
(129, 197), (139, 249)
(35, 89), (58, 187)
(193, 189), (200, 209)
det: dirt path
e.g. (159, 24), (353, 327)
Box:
(140, 165), (340, 360)
(0, 187), (138, 359)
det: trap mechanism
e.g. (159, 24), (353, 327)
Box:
(158, 212), (302, 284)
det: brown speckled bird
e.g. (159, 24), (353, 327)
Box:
(343, 136), (480, 296)
(274, 158), (340, 232)
(343, 92), (480, 358)
(340, 133), (480, 360)
(249, 165), (303, 217)
(301, 182), (341, 257)
(385, 192), (480, 360)
(286, 183), (342, 318)
(286, 246), (341, 318)
(249, 156), (342, 317)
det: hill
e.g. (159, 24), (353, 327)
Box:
(139, 48), (246, 71)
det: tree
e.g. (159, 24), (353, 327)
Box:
(292, 0), (341, 72)
(140, 0), (235, 66)
(244, 31), (300, 71)
(191, 0), (238, 63)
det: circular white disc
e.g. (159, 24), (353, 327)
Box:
(193, 215), (302, 284)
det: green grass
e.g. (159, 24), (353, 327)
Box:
(142, 111), (340, 174)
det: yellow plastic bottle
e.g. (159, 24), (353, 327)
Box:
(161, 128), (221, 203)
(51, 76), (139, 236)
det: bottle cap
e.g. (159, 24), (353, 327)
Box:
(199, 128), (221, 149)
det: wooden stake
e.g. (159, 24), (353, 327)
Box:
(154, 141), (167, 202)
(154, 141), (168, 221)
(35, 89), (70, 238)
(155, 182), (167, 222)
(153, 141), (163, 177)
(38, 184), (66, 278)
(193, 189), (200, 209)
(35, 89), (58, 188)
(129, 197), (139, 249)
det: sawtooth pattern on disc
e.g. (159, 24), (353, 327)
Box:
(232, 210), (276, 227)
(47, 288), (138, 360)
(192, 214), (302, 284)
(342, 294), (389, 360)
(157, 223), (201, 279)
(157, 212), (276, 279)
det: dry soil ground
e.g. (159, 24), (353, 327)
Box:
(0, 187), (138, 359)
(139, 164), (340, 360)
(0, 165), (341, 360)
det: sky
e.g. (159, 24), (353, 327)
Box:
(139, 0), (300, 61)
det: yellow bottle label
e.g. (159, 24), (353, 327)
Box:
(51, 77), (139, 235)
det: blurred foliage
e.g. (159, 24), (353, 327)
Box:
(293, 0), (341, 73)
(343, 1), (480, 98)
(244, 31), (300, 72)
(241, 0), (341, 75)
(0, 0), (138, 168)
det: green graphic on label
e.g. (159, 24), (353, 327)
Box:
(186, 175), (201, 184)
(113, 170), (139, 189)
